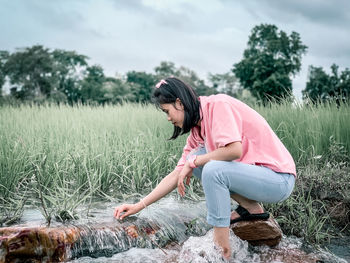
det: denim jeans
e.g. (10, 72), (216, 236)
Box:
(188, 146), (295, 227)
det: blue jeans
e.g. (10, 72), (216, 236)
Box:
(188, 146), (295, 227)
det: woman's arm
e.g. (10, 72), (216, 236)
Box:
(194, 141), (242, 167)
(177, 141), (242, 197)
(114, 169), (180, 219)
(140, 169), (179, 206)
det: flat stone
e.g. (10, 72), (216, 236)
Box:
(231, 216), (282, 247)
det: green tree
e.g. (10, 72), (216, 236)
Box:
(208, 72), (238, 97)
(303, 64), (350, 103)
(233, 24), (307, 103)
(126, 71), (157, 103)
(3, 45), (89, 103)
(154, 61), (216, 96)
(0, 51), (9, 96)
(154, 61), (177, 79)
(4, 45), (55, 100)
(51, 49), (88, 103)
(80, 65), (106, 104)
(102, 76), (136, 103)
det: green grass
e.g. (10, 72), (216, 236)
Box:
(255, 100), (350, 165)
(0, 101), (349, 241)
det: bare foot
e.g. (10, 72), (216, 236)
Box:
(230, 203), (264, 221)
(213, 227), (231, 260)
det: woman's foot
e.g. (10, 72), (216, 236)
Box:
(230, 202), (264, 221)
(213, 227), (231, 260)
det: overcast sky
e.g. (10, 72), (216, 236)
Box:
(1, 0), (350, 98)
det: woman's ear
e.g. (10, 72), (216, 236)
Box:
(175, 98), (184, 110)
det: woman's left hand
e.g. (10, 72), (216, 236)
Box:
(177, 162), (193, 197)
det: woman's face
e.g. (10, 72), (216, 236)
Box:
(160, 99), (185, 128)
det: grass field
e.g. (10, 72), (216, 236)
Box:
(0, 101), (349, 242)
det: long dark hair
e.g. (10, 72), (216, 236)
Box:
(152, 77), (201, 139)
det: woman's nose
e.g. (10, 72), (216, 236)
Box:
(167, 116), (171, 121)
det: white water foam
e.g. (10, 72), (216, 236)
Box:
(178, 229), (260, 263)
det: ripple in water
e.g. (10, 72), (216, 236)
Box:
(69, 229), (348, 263)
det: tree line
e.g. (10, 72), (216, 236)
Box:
(0, 24), (349, 105)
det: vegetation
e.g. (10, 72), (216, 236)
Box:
(0, 22), (349, 244)
(1, 24), (349, 105)
(233, 24), (308, 103)
(0, 47), (224, 105)
(0, 101), (349, 244)
(303, 64), (350, 103)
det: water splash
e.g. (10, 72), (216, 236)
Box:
(2, 197), (348, 263)
(68, 198), (211, 259)
(178, 229), (260, 263)
(68, 230), (348, 263)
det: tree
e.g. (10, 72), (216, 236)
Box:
(102, 76), (136, 103)
(0, 51), (9, 96)
(233, 24), (307, 103)
(4, 45), (55, 100)
(51, 49), (88, 103)
(208, 72), (239, 97)
(3, 45), (89, 103)
(154, 61), (177, 79)
(126, 71), (157, 103)
(303, 64), (350, 103)
(154, 61), (216, 96)
(80, 65), (106, 104)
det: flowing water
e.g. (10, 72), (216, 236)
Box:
(2, 196), (349, 262)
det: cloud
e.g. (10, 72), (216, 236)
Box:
(240, 0), (350, 27)
(1, 0), (349, 98)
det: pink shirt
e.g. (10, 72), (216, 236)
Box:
(175, 94), (296, 176)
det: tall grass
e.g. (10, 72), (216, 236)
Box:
(0, 101), (349, 231)
(255, 100), (350, 165)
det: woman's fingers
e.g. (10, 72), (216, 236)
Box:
(185, 173), (192, 185)
(120, 210), (129, 220)
(177, 173), (186, 196)
(114, 204), (128, 219)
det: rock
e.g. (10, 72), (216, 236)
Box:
(0, 219), (163, 263)
(259, 247), (319, 263)
(231, 216), (282, 246)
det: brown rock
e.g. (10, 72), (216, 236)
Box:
(0, 220), (162, 263)
(231, 216), (282, 246)
(0, 226), (81, 263)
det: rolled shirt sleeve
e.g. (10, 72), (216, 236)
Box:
(209, 101), (242, 148)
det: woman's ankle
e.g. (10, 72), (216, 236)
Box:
(213, 227), (231, 259)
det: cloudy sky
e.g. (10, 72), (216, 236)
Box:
(1, 0), (350, 98)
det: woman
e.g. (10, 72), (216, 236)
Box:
(114, 77), (296, 259)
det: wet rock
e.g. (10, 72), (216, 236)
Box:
(0, 220), (163, 263)
(259, 247), (319, 263)
(231, 216), (282, 246)
(0, 226), (81, 262)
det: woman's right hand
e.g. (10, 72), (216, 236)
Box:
(114, 203), (142, 220)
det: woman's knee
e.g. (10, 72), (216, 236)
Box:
(202, 160), (222, 183)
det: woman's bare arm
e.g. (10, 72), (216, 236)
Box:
(114, 169), (180, 219)
(194, 141), (242, 167)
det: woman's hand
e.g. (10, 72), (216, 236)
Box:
(177, 162), (193, 197)
(114, 203), (142, 220)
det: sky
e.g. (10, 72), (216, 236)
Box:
(1, 0), (350, 98)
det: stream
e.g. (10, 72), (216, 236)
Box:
(2, 197), (349, 262)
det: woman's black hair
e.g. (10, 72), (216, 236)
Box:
(152, 77), (201, 140)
